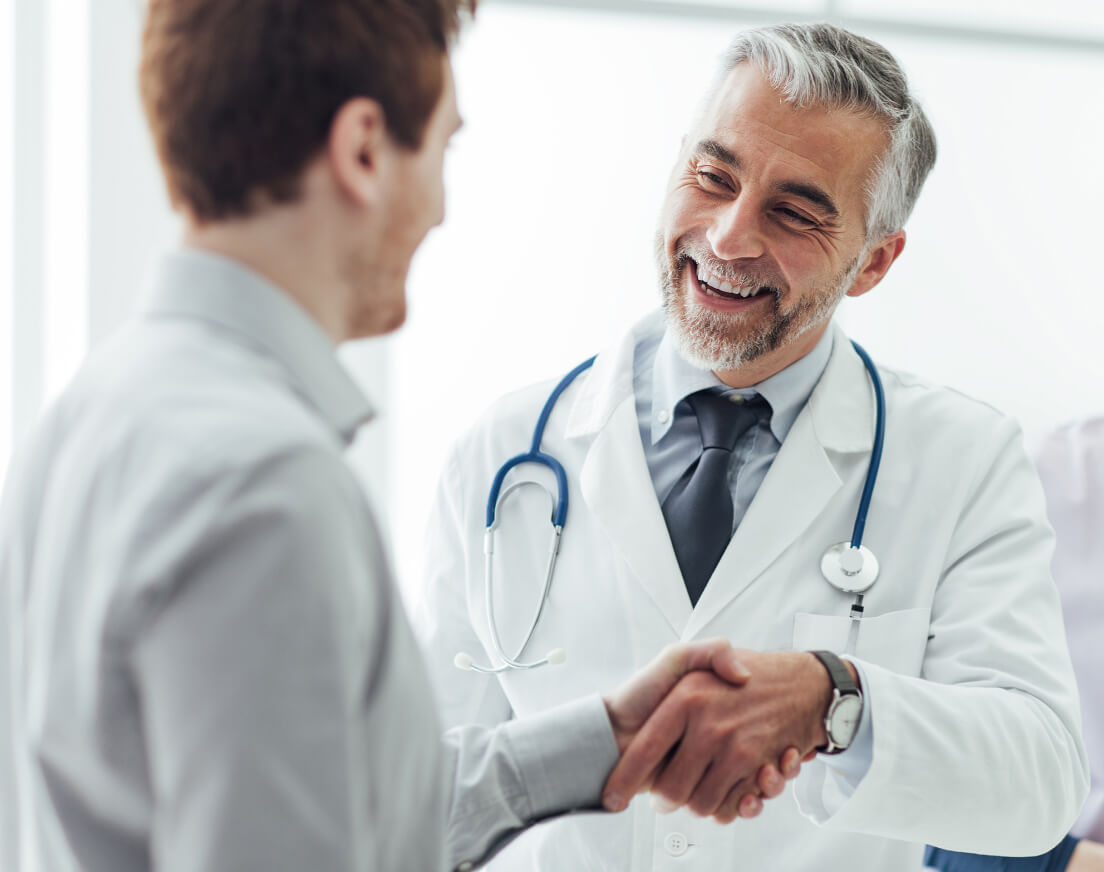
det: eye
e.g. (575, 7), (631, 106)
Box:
(776, 206), (817, 228)
(697, 169), (732, 191)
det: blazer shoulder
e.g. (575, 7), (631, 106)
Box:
(880, 365), (1018, 436)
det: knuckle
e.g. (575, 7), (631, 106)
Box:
(685, 786), (710, 814)
(658, 643), (682, 670)
(687, 795), (715, 817)
(718, 795), (743, 822)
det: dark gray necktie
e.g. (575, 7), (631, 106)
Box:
(662, 391), (763, 606)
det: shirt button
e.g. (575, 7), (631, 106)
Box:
(657, 410), (670, 424)
(729, 394), (746, 404)
(664, 832), (689, 856)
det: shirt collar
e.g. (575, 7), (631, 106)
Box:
(650, 325), (835, 446)
(138, 248), (375, 445)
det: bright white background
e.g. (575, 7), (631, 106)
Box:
(1, 0), (1103, 599)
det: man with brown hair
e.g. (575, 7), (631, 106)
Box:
(0, 2), (800, 871)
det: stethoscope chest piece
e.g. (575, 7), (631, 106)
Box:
(820, 542), (880, 594)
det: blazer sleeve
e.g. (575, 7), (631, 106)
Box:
(795, 416), (1090, 855)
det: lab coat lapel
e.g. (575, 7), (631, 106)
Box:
(686, 329), (875, 637)
(568, 313), (692, 637)
(580, 400), (692, 636)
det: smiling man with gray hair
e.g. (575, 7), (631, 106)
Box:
(416, 22), (1088, 871)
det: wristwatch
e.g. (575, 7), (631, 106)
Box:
(810, 650), (863, 754)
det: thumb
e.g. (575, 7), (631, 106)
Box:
(606, 638), (747, 739)
(712, 648), (753, 687)
(639, 638), (747, 707)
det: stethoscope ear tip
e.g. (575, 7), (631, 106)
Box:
(454, 652), (475, 671)
(546, 648), (567, 665)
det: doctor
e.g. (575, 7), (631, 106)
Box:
(416, 22), (1089, 871)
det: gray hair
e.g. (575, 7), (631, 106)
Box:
(713, 23), (937, 241)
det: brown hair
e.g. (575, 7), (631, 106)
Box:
(139, 0), (475, 221)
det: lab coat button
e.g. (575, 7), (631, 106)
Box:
(455, 862), (474, 871)
(664, 832), (689, 856)
(658, 410), (670, 424)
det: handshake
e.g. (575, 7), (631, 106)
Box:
(600, 639), (848, 822)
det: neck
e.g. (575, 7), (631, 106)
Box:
(183, 206), (349, 343)
(712, 321), (830, 388)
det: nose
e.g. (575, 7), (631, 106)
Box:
(706, 195), (766, 261)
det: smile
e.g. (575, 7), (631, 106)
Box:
(689, 260), (771, 302)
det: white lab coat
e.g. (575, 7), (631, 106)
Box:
(1034, 417), (1104, 843)
(417, 313), (1089, 872)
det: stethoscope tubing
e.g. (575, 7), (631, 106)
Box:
(484, 355), (597, 531)
(464, 341), (885, 673)
(481, 483), (563, 672)
(847, 340), (885, 550)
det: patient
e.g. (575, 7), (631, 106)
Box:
(925, 417), (1104, 871)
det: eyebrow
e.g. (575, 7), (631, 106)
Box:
(696, 139), (740, 171)
(693, 138), (841, 220)
(777, 180), (840, 220)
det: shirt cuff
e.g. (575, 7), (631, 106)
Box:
(795, 657), (875, 820)
(502, 693), (620, 820)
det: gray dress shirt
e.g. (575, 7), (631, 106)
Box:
(633, 325), (834, 530)
(0, 249), (618, 872)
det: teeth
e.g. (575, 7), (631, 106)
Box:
(695, 261), (763, 299)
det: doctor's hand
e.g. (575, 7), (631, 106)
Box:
(601, 640), (805, 821)
(604, 649), (834, 824)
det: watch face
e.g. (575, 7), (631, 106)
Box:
(827, 694), (863, 748)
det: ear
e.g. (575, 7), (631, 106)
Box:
(326, 97), (392, 207)
(845, 230), (906, 299)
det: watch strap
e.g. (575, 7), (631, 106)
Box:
(810, 650), (859, 696)
(810, 650), (862, 755)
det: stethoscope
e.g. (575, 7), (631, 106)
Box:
(455, 341), (885, 674)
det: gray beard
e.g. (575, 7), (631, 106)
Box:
(656, 235), (861, 372)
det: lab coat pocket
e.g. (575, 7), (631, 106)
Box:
(792, 607), (931, 677)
